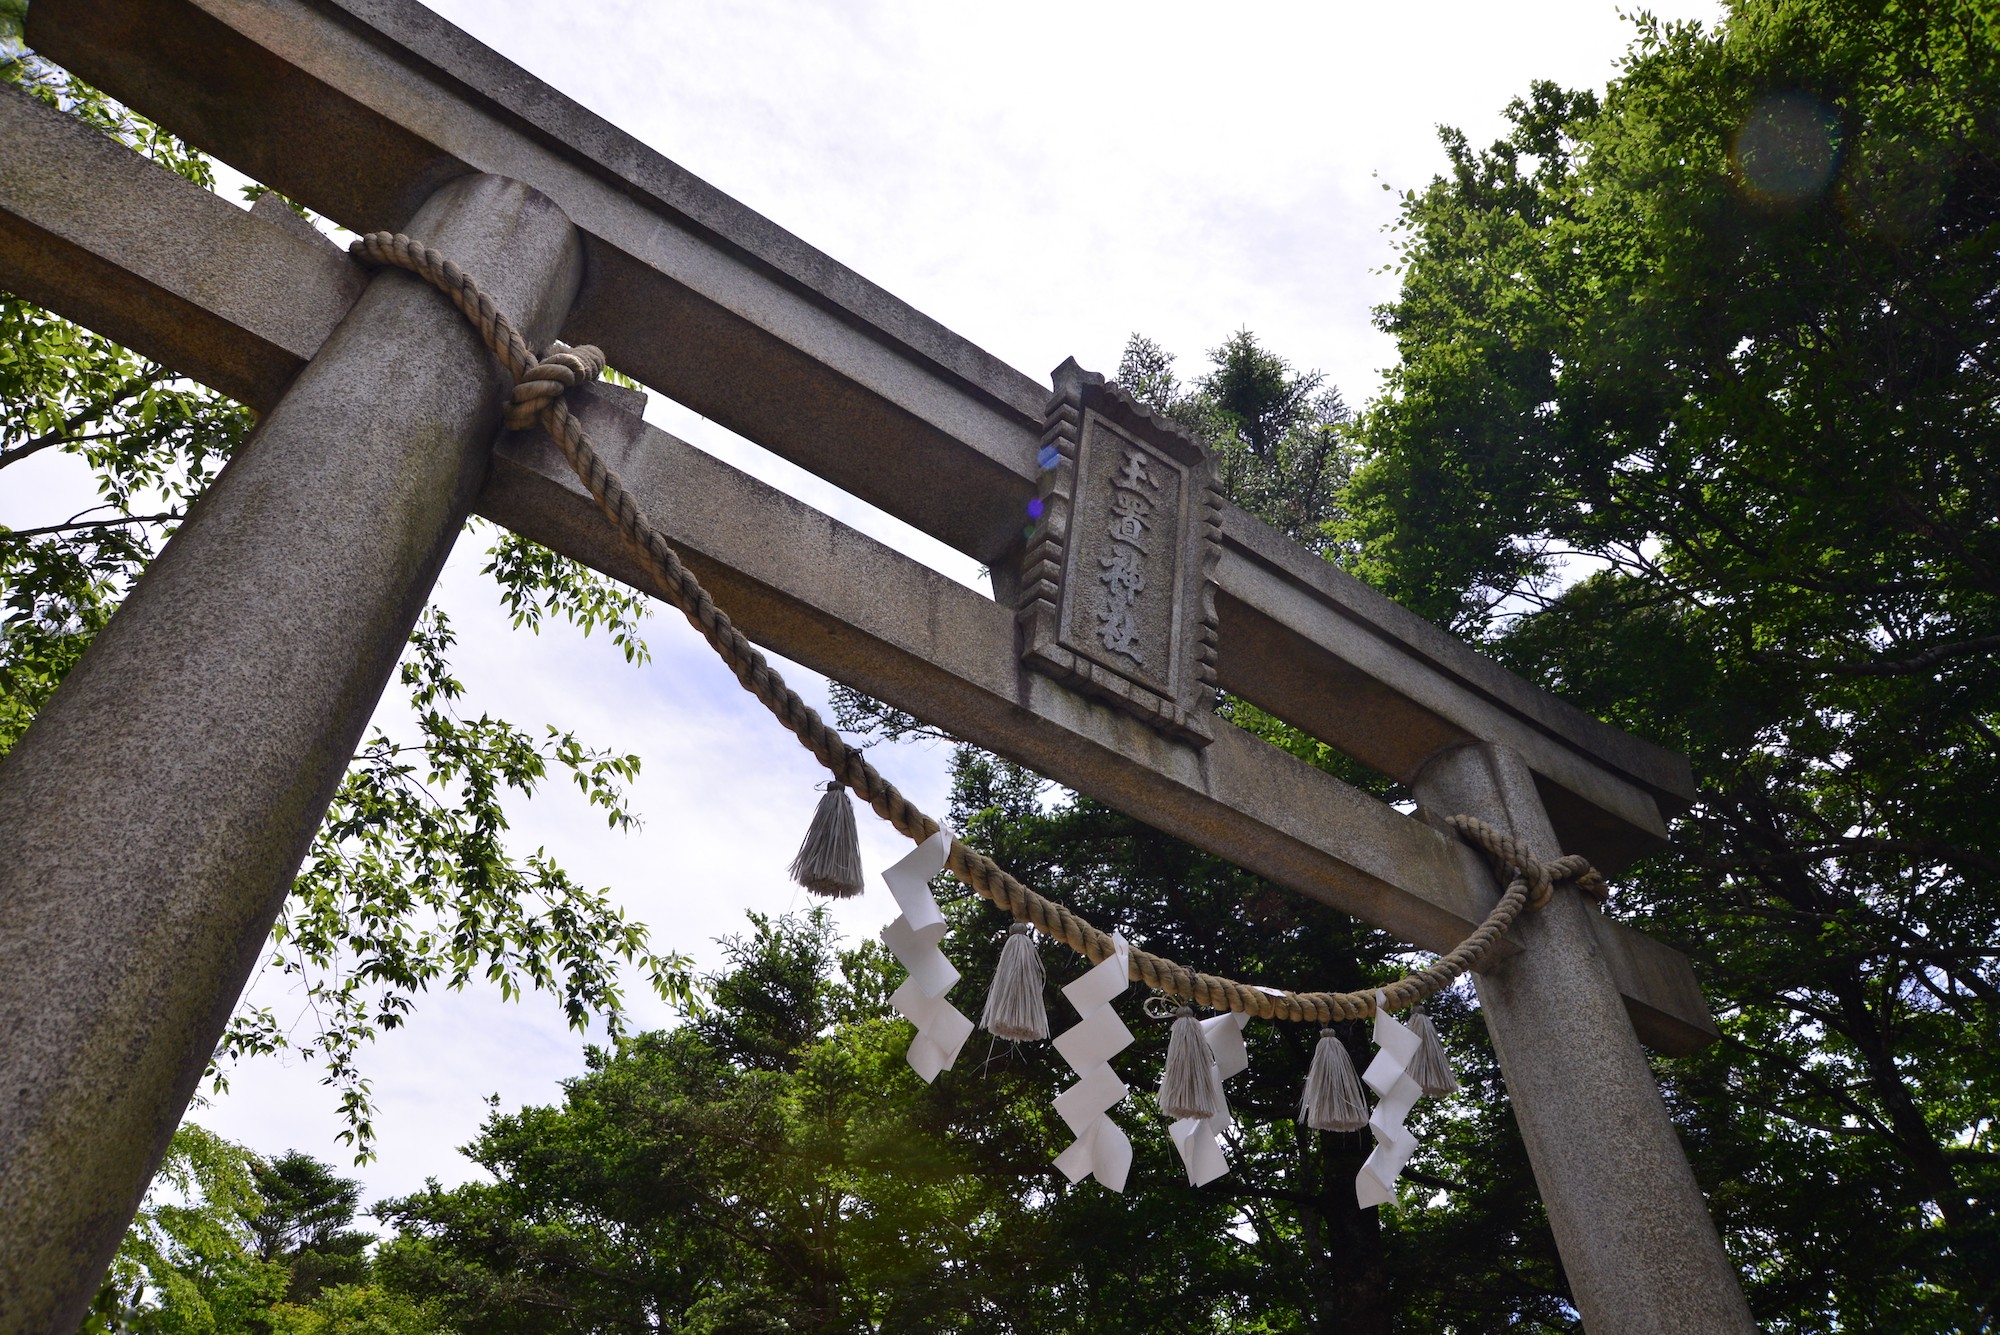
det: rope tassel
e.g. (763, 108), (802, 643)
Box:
(790, 782), (865, 898)
(1157, 1007), (1226, 1121)
(1406, 1006), (1460, 1098)
(1168, 1011), (1251, 1185)
(1299, 1028), (1370, 1132)
(982, 923), (1050, 1041)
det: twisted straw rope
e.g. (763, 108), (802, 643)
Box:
(352, 231), (1609, 1023)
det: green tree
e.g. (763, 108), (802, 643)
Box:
(0, 51), (691, 1159)
(1118, 332), (1353, 558)
(82, 1126), (291, 1335)
(374, 911), (1059, 1333)
(373, 903), (1402, 1333)
(82, 1130), (437, 1335)
(264, 1285), (441, 1335)
(369, 782), (1561, 1335)
(1347, 0), (1999, 1326)
(249, 1154), (374, 1303)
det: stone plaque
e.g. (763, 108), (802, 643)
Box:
(1017, 359), (1220, 744)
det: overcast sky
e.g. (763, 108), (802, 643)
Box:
(14, 0), (1720, 1209)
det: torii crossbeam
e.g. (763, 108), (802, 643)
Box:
(0, 2), (1755, 1329)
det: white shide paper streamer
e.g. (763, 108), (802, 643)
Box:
(1357, 989), (1423, 1207)
(1051, 933), (1134, 1191)
(880, 830), (974, 1083)
(1168, 1011), (1251, 1187)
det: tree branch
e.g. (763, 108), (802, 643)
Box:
(1802, 634), (2000, 678)
(0, 369), (162, 470)
(0, 511), (180, 542)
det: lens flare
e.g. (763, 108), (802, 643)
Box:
(1733, 92), (1839, 206)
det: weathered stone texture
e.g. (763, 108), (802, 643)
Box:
(1018, 360), (1221, 744)
(1413, 744), (1756, 1334)
(0, 174), (581, 1334)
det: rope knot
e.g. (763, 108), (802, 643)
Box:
(505, 341), (607, 430)
(1443, 814), (1608, 911)
(347, 231), (602, 429)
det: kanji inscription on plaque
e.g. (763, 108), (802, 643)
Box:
(1017, 359), (1220, 745)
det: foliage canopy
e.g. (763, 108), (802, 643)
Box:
(1347, 0), (2000, 1325)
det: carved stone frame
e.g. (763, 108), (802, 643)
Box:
(1017, 358), (1221, 745)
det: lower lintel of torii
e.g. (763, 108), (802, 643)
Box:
(478, 388), (1716, 1056)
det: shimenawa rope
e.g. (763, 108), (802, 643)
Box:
(351, 231), (1609, 1024)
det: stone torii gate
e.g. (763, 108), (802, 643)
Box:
(0, 2), (1756, 1329)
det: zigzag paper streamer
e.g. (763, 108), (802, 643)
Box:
(1357, 989), (1424, 1208)
(1051, 933), (1134, 1191)
(1167, 1011), (1251, 1186)
(880, 829), (974, 1083)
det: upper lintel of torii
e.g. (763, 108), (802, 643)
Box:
(7, 0), (1712, 1052)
